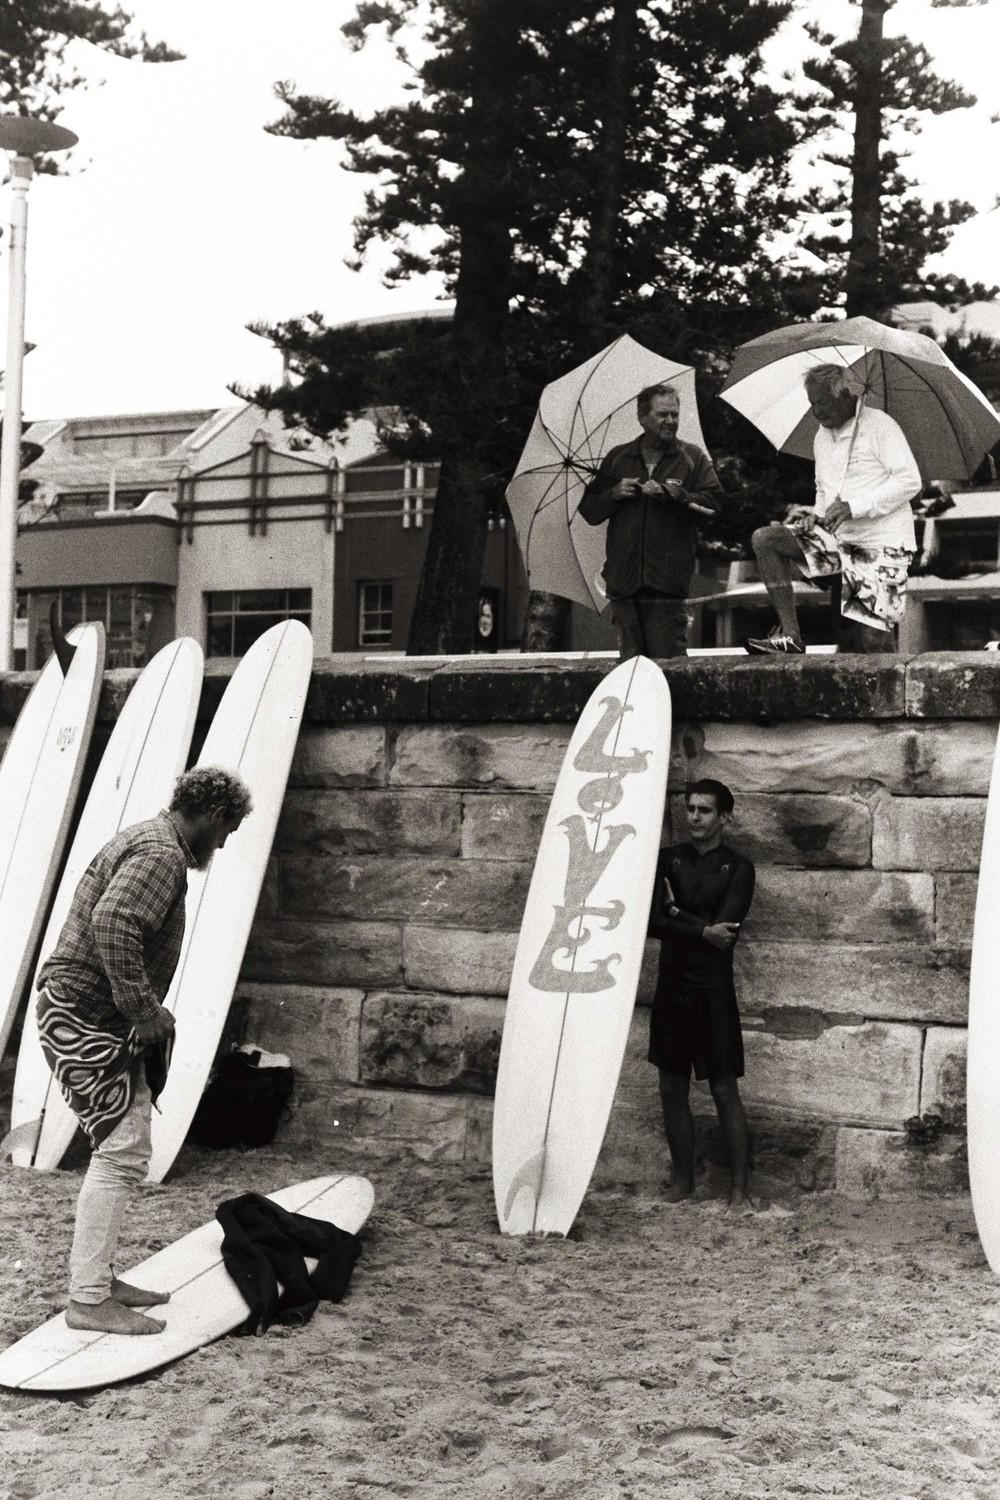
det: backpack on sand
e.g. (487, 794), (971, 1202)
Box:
(190, 1047), (294, 1149)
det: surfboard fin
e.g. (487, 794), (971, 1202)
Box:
(0, 1118), (42, 1161)
(502, 1147), (546, 1224)
(49, 601), (76, 675)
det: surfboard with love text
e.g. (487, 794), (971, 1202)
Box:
(492, 655), (670, 1235)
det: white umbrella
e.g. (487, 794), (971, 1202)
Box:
(506, 334), (707, 612)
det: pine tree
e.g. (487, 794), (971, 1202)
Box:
(2, 1), (181, 143)
(796, 0), (989, 316)
(250, 0), (806, 652)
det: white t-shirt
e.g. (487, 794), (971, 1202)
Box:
(813, 404), (921, 551)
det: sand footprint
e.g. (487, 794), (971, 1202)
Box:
(658, 1424), (735, 1447)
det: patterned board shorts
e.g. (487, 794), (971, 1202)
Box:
(789, 519), (914, 633)
(36, 988), (144, 1150)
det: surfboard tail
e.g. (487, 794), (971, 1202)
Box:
(1, 1117), (42, 1161)
(49, 602), (76, 675)
(501, 1147), (547, 1229)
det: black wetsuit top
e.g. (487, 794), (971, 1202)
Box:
(648, 842), (756, 998)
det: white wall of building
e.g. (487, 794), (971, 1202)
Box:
(174, 517), (334, 654)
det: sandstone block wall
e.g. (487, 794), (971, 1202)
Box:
(3, 651), (998, 1199)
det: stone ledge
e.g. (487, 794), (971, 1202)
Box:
(905, 652), (1000, 720)
(427, 657), (607, 723)
(8, 651), (1000, 728)
(204, 653), (436, 725)
(424, 654), (908, 724)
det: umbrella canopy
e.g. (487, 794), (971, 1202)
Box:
(720, 315), (1000, 482)
(506, 334), (707, 613)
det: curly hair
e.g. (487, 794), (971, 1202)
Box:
(169, 766), (253, 823)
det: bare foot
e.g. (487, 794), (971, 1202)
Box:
(111, 1277), (171, 1308)
(66, 1298), (165, 1335)
(664, 1180), (696, 1204)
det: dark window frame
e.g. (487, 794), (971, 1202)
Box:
(205, 587), (312, 658)
(357, 580), (393, 648)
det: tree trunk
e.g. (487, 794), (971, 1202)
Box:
(406, 0), (520, 655)
(407, 200), (511, 654)
(408, 448), (493, 655)
(520, 590), (571, 652)
(845, 0), (889, 317)
(521, 0), (639, 655)
(578, 0), (640, 343)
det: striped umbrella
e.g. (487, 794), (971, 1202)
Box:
(720, 316), (1000, 482)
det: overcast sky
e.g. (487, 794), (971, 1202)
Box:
(2, 0), (997, 421)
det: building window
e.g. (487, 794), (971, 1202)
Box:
(925, 602), (1000, 652)
(205, 588), (312, 658)
(358, 581), (393, 648)
(344, 464), (406, 496)
(930, 520), (999, 578)
(27, 585), (172, 670)
(54, 490), (147, 520)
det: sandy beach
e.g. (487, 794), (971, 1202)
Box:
(2, 1133), (999, 1500)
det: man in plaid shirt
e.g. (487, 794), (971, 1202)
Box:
(37, 766), (252, 1336)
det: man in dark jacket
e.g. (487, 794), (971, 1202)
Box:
(579, 382), (724, 659)
(647, 778), (755, 1212)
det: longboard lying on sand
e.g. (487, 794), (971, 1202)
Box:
(968, 721), (1000, 1274)
(0, 1174), (374, 1392)
(0, 624), (105, 1062)
(146, 618), (313, 1182)
(10, 638), (204, 1169)
(492, 654), (670, 1235)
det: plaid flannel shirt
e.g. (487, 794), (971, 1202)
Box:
(38, 812), (197, 1027)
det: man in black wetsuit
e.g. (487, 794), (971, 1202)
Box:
(647, 778), (756, 1213)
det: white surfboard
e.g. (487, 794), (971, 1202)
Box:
(10, 638), (204, 1170)
(968, 721), (1000, 1273)
(0, 624), (105, 1062)
(146, 619), (313, 1182)
(492, 654), (670, 1235)
(0, 1173), (373, 1392)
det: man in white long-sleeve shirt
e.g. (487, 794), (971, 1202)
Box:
(745, 364), (922, 654)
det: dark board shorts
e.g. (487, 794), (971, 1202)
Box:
(648, 982), (745, 1081)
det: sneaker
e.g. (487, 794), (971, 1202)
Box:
(744, 631), (804, 655)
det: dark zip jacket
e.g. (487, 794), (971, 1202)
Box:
(579, 435), (724, 598)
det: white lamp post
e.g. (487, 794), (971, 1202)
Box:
(0, 116), (77, 671)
